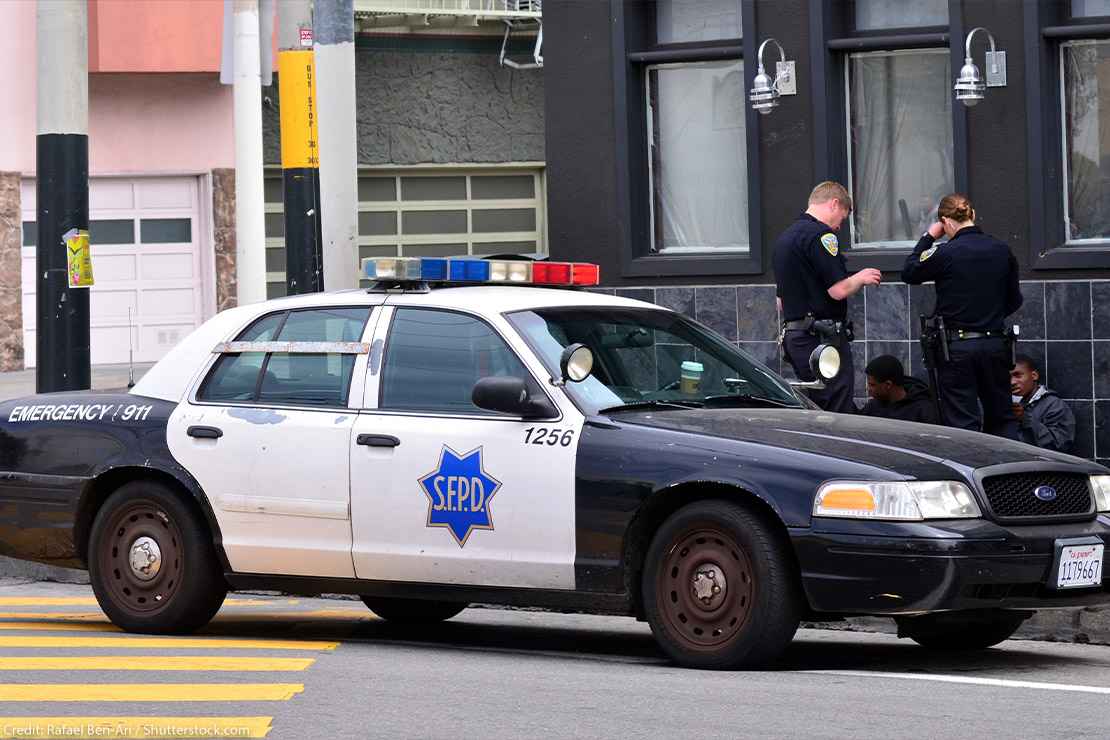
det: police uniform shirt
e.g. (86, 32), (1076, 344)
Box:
(900, 225), (1022, 332)
(773, 213), (848, 321)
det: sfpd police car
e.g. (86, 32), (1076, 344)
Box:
(1, 256), (1109, 670)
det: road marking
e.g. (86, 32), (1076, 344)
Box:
(0, 620), (120, 632)
(0, 683), (305, 702)
(0, 717), (273, 738)
(0, 597), (280, 606)
(0, 635), (338, 650)
(807, 669), (1110, 695)
(0, 612), (103, 620)
(0, 656), (315, 671)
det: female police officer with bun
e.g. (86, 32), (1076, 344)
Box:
(901, 193), (1023, 439)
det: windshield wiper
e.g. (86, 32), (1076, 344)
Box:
(701, 394), (799, 409)
(599, 399), (704, 414)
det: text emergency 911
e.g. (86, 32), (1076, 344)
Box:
(7, 403), (155, 424)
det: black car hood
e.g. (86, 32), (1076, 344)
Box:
(608, 408), (1103, 478)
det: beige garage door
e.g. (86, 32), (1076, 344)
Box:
(264, 167), (547, 297)
(20, 177), (207, 366)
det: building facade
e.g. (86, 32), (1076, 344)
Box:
(1, 0), (545, 365)
(544, 0), (1110, 463)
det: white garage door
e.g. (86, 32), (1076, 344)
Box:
(20, 177), (207, 367)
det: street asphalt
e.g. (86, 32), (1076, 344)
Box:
(0, 581), (1107, 739)
(0, 363), (154, 402)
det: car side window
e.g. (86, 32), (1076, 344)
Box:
(197, 307), (371, 407)
(380, 308), (531, 414)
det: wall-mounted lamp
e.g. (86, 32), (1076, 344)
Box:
(749, 38), (796, 116)
(954, 27), (1007, 107)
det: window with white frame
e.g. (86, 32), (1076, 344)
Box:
(646, 60), (749, 254)
(264, 167), (546, 297)
(846, 48), (953, 248)
(1061, 40), (1110, 243)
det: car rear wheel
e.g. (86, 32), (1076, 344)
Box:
(642, 500), (801, 669)
(88, 480), (227, 634)
(361, 596), (468, 623)
(896, 610), (1031, 650)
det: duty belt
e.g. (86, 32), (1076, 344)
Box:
(946, 328), (1005, 341)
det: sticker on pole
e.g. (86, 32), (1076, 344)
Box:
(64, 228), (93, 288)
(299, 27), (313, 47)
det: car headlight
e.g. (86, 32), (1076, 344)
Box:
(1090, 475), (1110, 513)
(814, 481), (981, 521)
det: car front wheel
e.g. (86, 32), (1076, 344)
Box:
(88, 480), (227, 634)
(896, 610), (1031, 650)
(642, 500), (802, 669)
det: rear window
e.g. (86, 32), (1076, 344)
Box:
(197, 307), (371, 407)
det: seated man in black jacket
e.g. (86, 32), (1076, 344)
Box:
(1011, 354), (1076, 453)
(859, 355), (938, 424)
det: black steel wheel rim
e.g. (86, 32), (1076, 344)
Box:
(97, 499), (184, 617)
(656, 526), (755, 651)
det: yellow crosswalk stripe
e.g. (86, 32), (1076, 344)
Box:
(0, 621), (120, 633)
(0, 716), (273, 738)
(0, 609), (369, 624)
(0, 612), (103, 620)
(0, 636), (338, 650)
(0, 656), (314, 671)
(0, 683), (305, 702)
(0, 597), (280, 606)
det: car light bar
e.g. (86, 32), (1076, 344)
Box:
(361, 257), (600, 287)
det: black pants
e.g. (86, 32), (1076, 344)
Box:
(783, 331), (856, 414)
(937, 335), (1018, 439)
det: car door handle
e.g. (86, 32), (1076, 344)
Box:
(357, 434), (400, 448)
(187, 425), (223, 439)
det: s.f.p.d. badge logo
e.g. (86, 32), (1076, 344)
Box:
(418, 446), (501, 547)
(820, 233), (839, 257)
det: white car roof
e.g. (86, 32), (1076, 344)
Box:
(130, 286), (665, 402)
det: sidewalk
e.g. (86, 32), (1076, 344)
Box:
(0, 362), (154, 402)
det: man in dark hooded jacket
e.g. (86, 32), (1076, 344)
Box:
(859, 355), (938, 424)
(1011, 354), (1076, 453)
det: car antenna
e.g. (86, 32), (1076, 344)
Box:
(126, 307), (135, 389)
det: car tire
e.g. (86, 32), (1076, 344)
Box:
(896, 610), (1030, 650)
(88, 480), (227, 634)
(361, 597), (468, 623)
(642, 499), (802, 669)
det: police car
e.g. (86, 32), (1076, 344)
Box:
(1, 255), (1108, 670)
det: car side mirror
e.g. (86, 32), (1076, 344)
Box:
(559, 343), (594, 383)
(472, 376), (557, 419)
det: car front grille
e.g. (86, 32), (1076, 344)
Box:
(980, 472), (1094, 521)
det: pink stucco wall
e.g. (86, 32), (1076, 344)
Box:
(0, 0), (37, 174)
(0, 0), (235, 176)
(89, 74), (234, 174)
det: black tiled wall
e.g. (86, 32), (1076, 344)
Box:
(600, 280), (1110, 465)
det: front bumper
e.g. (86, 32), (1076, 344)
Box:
(791, 515), (1110, 615)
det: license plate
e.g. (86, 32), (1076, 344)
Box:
(1056, 543), (1104, 589)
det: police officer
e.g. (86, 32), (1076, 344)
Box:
(774, 182), (881, 413)
(901, 193), (1023, 439)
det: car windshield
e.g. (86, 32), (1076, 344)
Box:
(506, 307), (804, 414)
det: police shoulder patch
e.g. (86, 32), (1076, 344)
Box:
(819, 233), (839, 256)
(919, 246), (938, 262)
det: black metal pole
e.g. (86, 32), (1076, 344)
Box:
(36, 0), (91, 392)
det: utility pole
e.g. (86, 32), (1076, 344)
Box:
(232, 0), (268, 305)
(278, 0), (322, 294)
(314, 0), (359, 290)
(36, 0), (90, 392)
